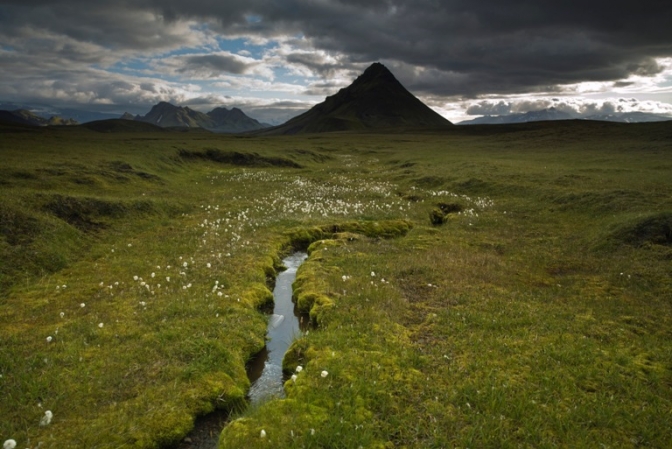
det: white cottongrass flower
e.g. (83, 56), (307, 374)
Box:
(166, 276), (170, 282)
(3, 439), (17, 449)
(59, 312), (64, 318)
(39, 410), (53, 426)
(370, 271), (376, 277)
(217, 292), (223, 297)
(98, 323), (104, 328)
(80, 303), (85, 308)
(310, 428), (315, 435)
(206, 263), (211, 268)
(295, 366), (303, 373)
(260, 429), (266, 438)
(321, 370), (329, 378)
(183, 262), (188, 268)
(151, 273), (155, 278)
(291, 374), (298, 382)
(133, 276), (139, 281)
(46, 336), (53, 343)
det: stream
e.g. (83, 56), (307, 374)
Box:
(174, 252), (308, 449)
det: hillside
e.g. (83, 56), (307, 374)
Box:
(80, 119), (166, 133)
(260, 62), (453, 134)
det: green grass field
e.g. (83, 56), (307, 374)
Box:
(1, 121), (671, 448)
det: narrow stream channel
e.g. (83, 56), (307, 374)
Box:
(246, 251), (308, 403)
(174, 252), (308, 449)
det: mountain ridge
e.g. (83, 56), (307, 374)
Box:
(131, 102), (269, 133)
(0, 109), (78, 126)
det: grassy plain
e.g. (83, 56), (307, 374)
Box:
(1, 120), (671, 448)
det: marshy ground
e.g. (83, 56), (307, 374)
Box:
(1, 121), (671, 448)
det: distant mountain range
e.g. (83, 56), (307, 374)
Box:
(0, 109), (78, 126)
(4, 77), (672, 133)
(125, 102), (270, 133)
(0, 101), (270, 133)
(259, 62), (453, 135)
(459, 108), (672, 125)
(0, 102), (120, 123)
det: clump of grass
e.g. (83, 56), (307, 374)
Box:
(607, 211), (672, 247)
(429, 202), (465, 225)
(41, 194), (156, 231)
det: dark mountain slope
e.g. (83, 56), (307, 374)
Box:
(261, 63), (452, 135)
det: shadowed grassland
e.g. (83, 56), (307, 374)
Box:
(1, 121), (671, 448)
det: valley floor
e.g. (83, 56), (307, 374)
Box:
(1, 122), (671, 448)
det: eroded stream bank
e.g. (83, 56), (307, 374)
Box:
(174, 252), (308, 449)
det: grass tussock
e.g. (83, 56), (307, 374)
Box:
(607, 211), (672, 247)
(1, 123), (671, 448)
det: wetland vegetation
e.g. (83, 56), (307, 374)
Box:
(1, 120), (671, 448)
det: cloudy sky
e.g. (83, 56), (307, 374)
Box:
(1, 1), (672, 123)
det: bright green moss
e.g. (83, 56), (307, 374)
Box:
(241, 283), (274, 309)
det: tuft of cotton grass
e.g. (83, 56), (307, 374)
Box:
(39, 410), (53, 426)
(3, 439), (17, 449)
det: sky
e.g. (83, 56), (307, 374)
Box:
(1, 1), (672, 124)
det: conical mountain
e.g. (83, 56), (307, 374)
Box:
(262, 63), (452, 135)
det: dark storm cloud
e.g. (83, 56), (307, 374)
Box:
(1, 0), (672, 100)
(161, 0), (672, 97)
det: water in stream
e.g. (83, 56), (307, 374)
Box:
(246, 251), (308, 403)
(174, 252), (307, 449)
